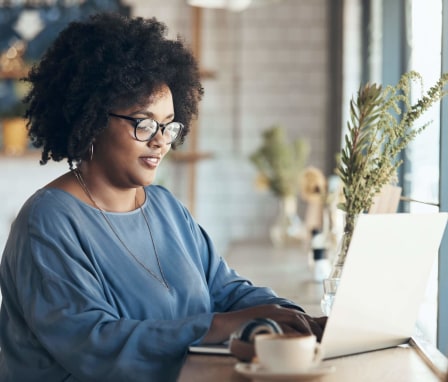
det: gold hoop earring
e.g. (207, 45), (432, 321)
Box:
(89, 143), (94, 161)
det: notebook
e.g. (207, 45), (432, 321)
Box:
(320, 212), (448, 359)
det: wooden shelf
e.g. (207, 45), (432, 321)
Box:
(199, 68), (216, 79)
(169, 151), (213, 163)
(0, 150), (39, 159)
(0, 150), (214, 162)
(0, 69), (29, 80)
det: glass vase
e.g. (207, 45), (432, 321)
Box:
(269, 195), (304, 247)
(320, 212), (358, 315)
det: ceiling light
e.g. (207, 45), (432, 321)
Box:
(187, 0), (253, 12)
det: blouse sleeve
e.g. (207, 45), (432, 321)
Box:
(2, 187), (303, 382)
(5, 197), (213, 382)
(180, 205), (304, 314)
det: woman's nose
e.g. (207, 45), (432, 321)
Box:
(148, 128), (170, 147)
(147, 129), (166, 147)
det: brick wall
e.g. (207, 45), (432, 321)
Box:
(0, 0), (331, 255)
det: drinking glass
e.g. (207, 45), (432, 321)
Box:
(320, 278), (340, 315)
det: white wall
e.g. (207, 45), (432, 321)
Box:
(0, 157), (66, 266)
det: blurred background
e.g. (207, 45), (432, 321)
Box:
(1, 0), (448, 355)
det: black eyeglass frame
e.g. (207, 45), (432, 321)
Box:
(108, 112), (184, 144)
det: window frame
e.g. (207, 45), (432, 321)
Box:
(438, 0), (448, 355)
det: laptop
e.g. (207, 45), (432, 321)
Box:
(320, 212), (448, 359)
(189, 212), (448, 358)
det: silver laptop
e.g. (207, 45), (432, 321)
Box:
(320, 212), (448, 359)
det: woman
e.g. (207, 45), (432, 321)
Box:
(0, 13), (325, 382)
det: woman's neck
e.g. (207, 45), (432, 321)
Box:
(73, 165), (142, 213)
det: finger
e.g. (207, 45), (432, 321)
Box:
(314, 316), (328, 330)
(289, 314), (314, 335)
(307, 319), (325, 342)
(279, 324), (298, 334)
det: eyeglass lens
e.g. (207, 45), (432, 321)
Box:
(135, 120), (182, 143)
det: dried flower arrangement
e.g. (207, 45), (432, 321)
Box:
(250, 125), (310, 198)
(334, 70), (448, 272)
(300, 167), (328, 203)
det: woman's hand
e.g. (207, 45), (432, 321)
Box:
(202, 304), (327, 344)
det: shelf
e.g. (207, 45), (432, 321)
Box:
(0, 69), (29, 80)
(169, 151), (213, 163)
(199, 68), (216, 79)
(0, 150), (214, 162)
(0, 150), (39, 159)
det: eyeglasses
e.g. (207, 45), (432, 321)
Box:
(108, 112), (184, 144)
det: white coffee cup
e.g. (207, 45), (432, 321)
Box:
(254, 333), (321, 372)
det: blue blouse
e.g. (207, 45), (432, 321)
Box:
(0, 185), (299, 381)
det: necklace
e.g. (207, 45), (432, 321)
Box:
(73, 168), (169, 289)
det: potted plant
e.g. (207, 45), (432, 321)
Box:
(0, 40), (30, 155)
(321, 71), (448, 314)
(250, 125), (310, 246)
(0, 100), (29, 155)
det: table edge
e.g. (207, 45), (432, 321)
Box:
(410, 336), (448, 380)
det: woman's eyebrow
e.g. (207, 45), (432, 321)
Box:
(163, 113), (175, 121)
(134, 111), (175, 121)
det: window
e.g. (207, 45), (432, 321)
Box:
(406, 0), (442, 346)
(343, 0), (448, 353)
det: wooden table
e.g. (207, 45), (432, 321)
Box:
(178, 240), (448, 381)
(179, 342), (444, 381)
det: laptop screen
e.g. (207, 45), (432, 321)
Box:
(320, 213), (448, 359)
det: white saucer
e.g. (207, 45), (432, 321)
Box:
(234, 362), (336, 381)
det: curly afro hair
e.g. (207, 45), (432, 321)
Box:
(25, 12), (203, 168)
